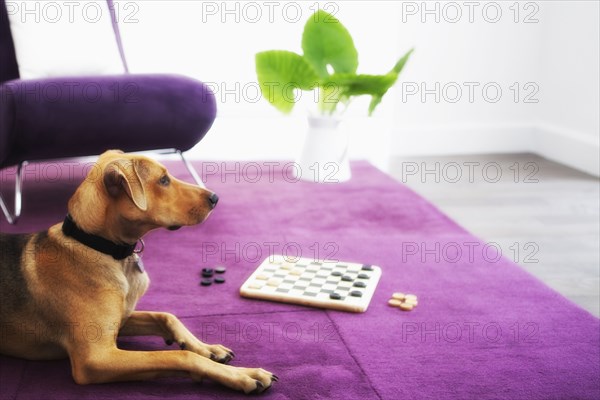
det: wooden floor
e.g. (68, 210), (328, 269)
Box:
(389, 153), (600, 317)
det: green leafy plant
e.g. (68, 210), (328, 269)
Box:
(256, 10), (413, 116)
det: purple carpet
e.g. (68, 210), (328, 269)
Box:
(1, 160), (599, 399)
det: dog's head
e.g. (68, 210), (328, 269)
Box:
(69, 150), (217, 243)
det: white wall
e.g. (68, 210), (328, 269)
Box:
(389, 0), (599, 176)
(538, 1), (599, 141)
(534, 1), (600, 175)
(114, 1), (599, 176)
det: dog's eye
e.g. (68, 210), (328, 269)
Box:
(159, 175), (170, 186)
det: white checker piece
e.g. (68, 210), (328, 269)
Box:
(240, 255), (382, 313)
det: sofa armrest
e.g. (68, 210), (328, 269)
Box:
(0, 74), (216, 168)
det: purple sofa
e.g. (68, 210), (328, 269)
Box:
(0, 0), (217, 223)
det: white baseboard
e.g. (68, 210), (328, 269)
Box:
(532, 124), (600, 177)
(392, 123), (599, 177)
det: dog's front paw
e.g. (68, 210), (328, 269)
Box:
(207, 344), (235, 364)
(234, 367), (278, 395)
(190, 366), (277, 394)
(166, 339), (235, 364)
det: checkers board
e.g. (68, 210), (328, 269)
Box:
(240, 255), (382, 313)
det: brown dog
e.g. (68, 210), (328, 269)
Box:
(0, 150), (277, 394)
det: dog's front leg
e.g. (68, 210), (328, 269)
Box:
(119, 311), (234, 363)
(69, 347), (276, 394)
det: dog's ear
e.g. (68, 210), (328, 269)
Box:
(103, 159), (148, 211)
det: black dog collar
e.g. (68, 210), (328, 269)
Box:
(62, 214), (137, 260)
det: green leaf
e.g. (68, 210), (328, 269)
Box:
(325, 48), (413, 115)
(302, 10), (358, 79)
(368, 95), (383, 116)
(255, 50), (320, 114)
(366, 48), (414, 115)
(323, 73), (396, 116)
(391, 48), (414, 75)
(326, 73), (398, 97)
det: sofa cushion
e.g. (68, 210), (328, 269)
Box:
(6, 0), (124, 79)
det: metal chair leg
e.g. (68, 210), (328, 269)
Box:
(177, 150), (206, 188)
(0, 161), (27, 224)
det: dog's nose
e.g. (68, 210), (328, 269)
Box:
(208, 192), (219, 209)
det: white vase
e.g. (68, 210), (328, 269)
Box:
(294, 115), (351, 183)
